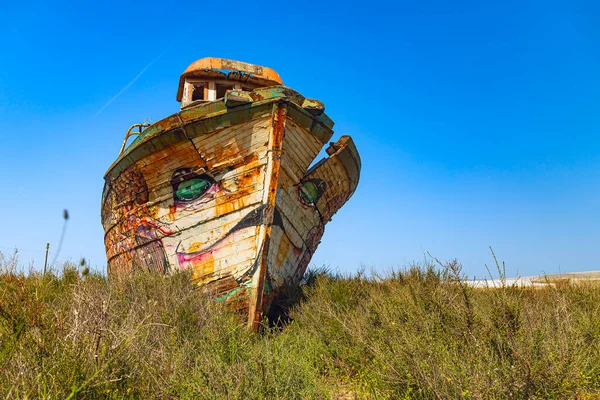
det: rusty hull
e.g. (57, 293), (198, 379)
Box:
(102, 63), (360, 331)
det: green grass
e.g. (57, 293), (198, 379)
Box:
(1, 250), (600, 399)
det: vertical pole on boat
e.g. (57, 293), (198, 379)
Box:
(43, 243), (50, 275)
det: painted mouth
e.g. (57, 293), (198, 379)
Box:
(175, 204), (309, 275)
(175, 204), (267, 266)
(177, 247), (214, 266)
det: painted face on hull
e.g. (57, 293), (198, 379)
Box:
(103, 162), (265, 281)
(102, 169), (175, 274)
(102, 119), (271, 290)
(102, 116), (359, 302)
(263, 136), (360, 291)
(166, 165), (267, 286)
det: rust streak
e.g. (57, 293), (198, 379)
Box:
(248, 101), (287, 331)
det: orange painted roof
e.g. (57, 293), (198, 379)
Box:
(176, 58), (283, 101)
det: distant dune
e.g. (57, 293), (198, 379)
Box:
(467, 270), (600, 287)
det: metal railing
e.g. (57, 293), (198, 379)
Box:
(119, 123), (150, 156)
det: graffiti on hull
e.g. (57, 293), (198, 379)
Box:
(102, 60), (361, 323)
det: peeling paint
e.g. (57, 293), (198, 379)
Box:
(101, 58), (361, 330)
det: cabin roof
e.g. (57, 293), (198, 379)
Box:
(176, 58), (283, 101)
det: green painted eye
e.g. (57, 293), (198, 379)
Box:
(175, 178), (212, 202)
(299, 181), (319, 205)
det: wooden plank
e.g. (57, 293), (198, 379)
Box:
(191, 118), (272, 166)
(286, 119), (323, 159)
(284, 121), (322, 168)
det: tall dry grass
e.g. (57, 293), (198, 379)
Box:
(1, 250), (599, 399)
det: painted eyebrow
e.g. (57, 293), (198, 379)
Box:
(170, 166), (237, 185)
(170, 168), (209, 184)
(209, 166), (235, 179)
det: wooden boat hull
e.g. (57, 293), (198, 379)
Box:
(101, 87), (361, 329)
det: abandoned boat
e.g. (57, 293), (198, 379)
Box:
(101, 58), (361, 330)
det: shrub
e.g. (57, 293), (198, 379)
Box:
(1, 252), (599, 399)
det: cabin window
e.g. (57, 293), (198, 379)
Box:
(191, 83), (206, 101)
(216, 83), (234, 99)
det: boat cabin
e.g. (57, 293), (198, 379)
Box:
(176, 58), (284, 109)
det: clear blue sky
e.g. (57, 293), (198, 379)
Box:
(1, 0), (599, 278)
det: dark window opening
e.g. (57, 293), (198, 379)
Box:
(191, 84), (205, 101)
(216, 83), (234, 99)
(242, 86), (254, 92)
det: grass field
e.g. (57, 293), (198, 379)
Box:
(1, 250), (600, 399)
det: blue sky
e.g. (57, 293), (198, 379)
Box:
(1, 0), (599, 278)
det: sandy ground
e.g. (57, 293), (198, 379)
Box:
(466, 270), (600, 288)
